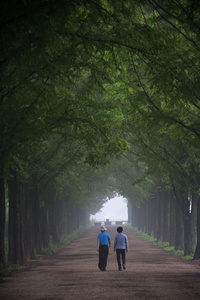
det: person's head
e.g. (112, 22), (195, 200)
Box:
(117, 226), (123, 233)
(101, 225), (107, 232)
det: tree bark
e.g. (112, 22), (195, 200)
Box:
(193, 195), (200, 259)
(147, 198), (154, 235)
(156, 192), (164, 242)
(169, 194), (176, 247)
(182, 196), (193, 256)
(0, 177), (6, 268)
(174, 199), (182, 250)
(163, 191), (169, 242)
(128, 200), (132, 224)
(8, 171), (25, 265)
(31, 179), (41, 255)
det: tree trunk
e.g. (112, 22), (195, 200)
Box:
(169, 194), (176, 247)
(144, 201), (149, 234)
(8, 171), (25, 265)
(183, 213), (193, 256)
(31, 179), (41, 255)
(182, 197), (193, 256)
(147, 198), (154, 235)
(128, 200), (132, 224)
(163, 191), (169, 242)
(193, 195), (200, 259)
(48, 187), (57, 242)
(156, 192), (164, 242)
(174, 198), (183, 250)
(0, 177), (6, 269)
(152, 195), (158, 240)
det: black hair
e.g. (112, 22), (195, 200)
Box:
(117, 226), (123, 233)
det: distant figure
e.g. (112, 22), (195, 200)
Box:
(97, 225), (111, 271)
(114, 226), (128, 271)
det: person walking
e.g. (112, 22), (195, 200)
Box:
(97, 225), (111, 271)
(114, 226), (128, 271)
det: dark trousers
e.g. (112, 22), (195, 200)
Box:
(116, 249), (126, 269)
(98, 245), (109, 270)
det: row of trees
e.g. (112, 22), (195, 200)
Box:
(0, 0), (129, 269)
(134, 0), (200, 258)
(102, 0), (200, 259)
(111, 155), (197, 257)
(1, 0), (200, 271)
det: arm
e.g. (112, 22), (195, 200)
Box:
(97, 240), (100, 252)
(126, 236), (128, 252)
(114, 236), (116, 251)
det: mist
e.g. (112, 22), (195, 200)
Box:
(90, 195), (128, 222)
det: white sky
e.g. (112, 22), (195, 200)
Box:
(90, 195), (128, 221)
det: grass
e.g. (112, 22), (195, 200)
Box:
(1, 225), (90, 277)
(0, 262), (19, 278)
(128, 225), (193, 260)
(41, 225), (89, 255)
(41, 236), (60, 255)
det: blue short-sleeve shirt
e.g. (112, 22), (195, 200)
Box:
(97, 232), (111, 245)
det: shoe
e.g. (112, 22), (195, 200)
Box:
(123, 264), (126, 270)
(118, 268), (122, 271)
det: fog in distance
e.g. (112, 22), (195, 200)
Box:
(90, 195), (128, 222)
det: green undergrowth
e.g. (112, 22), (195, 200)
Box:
(0, 262), (19, 278)
(1, 225), (91, 277)
(41, 225), (90, 255)
(128, 225), (193, 260)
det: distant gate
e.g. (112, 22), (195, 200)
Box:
(94, 218), (127, 226)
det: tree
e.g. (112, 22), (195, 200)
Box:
(2, 0), (200, 269)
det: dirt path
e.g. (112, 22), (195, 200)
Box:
(1, 226), (200, 300)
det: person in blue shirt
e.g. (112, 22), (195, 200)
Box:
(114, 226), (128, 271)
(97, 225), (111, 271)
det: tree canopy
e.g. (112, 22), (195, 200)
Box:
(1, 0), (200, 269)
